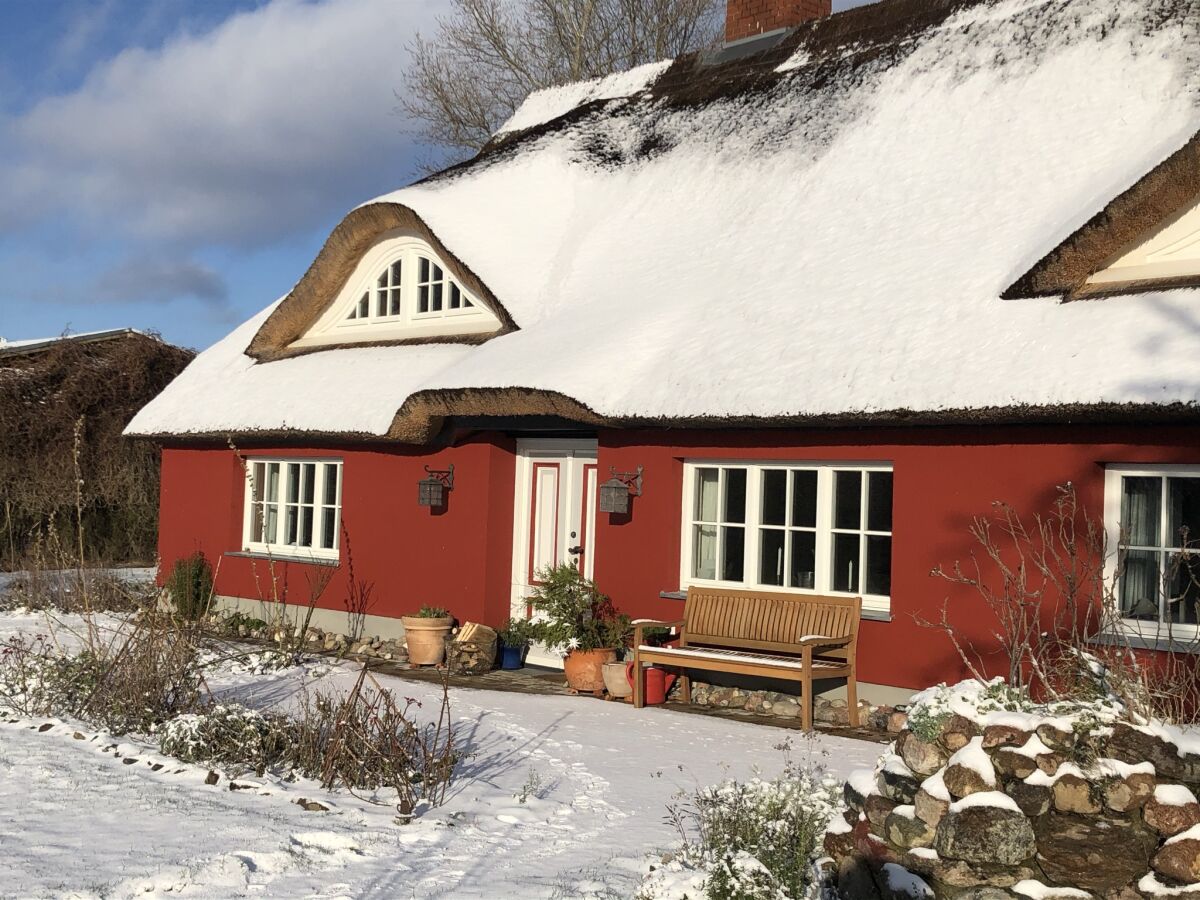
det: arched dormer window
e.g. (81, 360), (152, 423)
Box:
(291, 232), (502, 349)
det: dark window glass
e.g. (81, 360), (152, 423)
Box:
(1120, 549), (1160, 619)
(834, 471), (862, 530)
(722, 526), (745, 581)
(300, 508), (314, 547)
(1169, 478), (1200, 547)
(866, 535), (891, 596)
(791, 470), (817, 528)
(1122, 477), (1161, 547)
(419, 285), (429, 313)
(760, 529), (785, 585)
(762, 470), (787, 526)
(832, 533), (860, 592)
(321, 508), (336, 550)
(449, 283), (461, 309)
(867, 471), (893, 532)
(390, 260), (402, 284)
(1168, 552), (1200, 624)
(431, 282), (443, 311)
(723, 469), (746, 524)
(419, 257), (429, 281)
(790, 531), (816, 590)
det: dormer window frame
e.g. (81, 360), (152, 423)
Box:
(289, 230), (502, 350)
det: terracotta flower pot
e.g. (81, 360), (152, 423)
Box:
(602, 660), (632, 699)
(563, 648), (617, 693)
(402, 616), (454, 666)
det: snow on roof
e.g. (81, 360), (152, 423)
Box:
(129, 0), (1200, 440)
(0, 329), (148, 358)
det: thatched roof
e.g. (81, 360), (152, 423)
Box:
(128, 0), (1200, 444)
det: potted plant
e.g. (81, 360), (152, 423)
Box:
(496, 617), (539, 670)
(528, 564), (629, 694)
(402, 605), (454, 666)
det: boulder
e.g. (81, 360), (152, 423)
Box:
(941, 715), (982, 752)
(1152, 836), (1200, 883)
(991, 748), (1037, 780)
(877, 863), (935, 899)
(1103, 774), (1155, 813)
(914, 788), (951, 828)
(1035, 814), (1157, 892)
(1035, 723), (1075, 752)
(934, 804), (1036, 866)
(885, 809), (937, 850)
(944, 764), (994, 799)
(838, 857), (883, 900)
(880, 769), (922, 805)
(867, 794), (901, 829)
(1005, 781), (1051, 818)
(982, 724), (1031, 750)
(1052, 774), (1101, 815)
(846, 777), (871, 812)
(888, 711), (909, 734)
(901, 732), (949, 777)
(1143, 789), (1200, 837)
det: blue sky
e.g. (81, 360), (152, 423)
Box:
(0, 0), (873, 352)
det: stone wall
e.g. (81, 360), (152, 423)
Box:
(824, 699), (1200, 898)
(689, 680), (906, 729)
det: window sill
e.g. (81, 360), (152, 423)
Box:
(1093, 629), (1200, 654)
(225, 551), (340, 568)
(658, 589), (891, 622)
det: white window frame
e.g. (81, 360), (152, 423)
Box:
(679, 460), (893, 613)
(1104, 464), (1200, 641)
(290, 232), (501, 351)
(242, 458), (343, 561)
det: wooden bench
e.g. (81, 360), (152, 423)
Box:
(630, 587), (861, 730)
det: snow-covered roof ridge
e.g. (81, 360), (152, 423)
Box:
(129, 0), (1200, 440)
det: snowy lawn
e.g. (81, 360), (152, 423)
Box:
(0, 611), (882, 898)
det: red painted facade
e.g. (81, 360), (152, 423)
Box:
(158, 422), (1200, 691)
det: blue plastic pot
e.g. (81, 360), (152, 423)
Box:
(499, 644), (526, 670)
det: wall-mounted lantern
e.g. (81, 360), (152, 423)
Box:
(418, 464), (454, 508)
(599, 465), (643, 515)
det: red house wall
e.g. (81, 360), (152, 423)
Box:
(158, 434), (516, 627)
(592, 424), (1200, 691)
(158, 422), (1200, 691)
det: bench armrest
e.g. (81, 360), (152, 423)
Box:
(798, 634), (853, 649)
(633, 619), (686, 646)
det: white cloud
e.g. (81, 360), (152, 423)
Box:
(5, 0), (448, 246)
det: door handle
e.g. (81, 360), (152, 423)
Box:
(568, 545), (584, 554)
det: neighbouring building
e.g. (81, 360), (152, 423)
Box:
(127, 0), (1200, 703)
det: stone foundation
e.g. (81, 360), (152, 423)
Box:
(211, 614), (409, 663)
(689, 680), (906, 730)
(825, 689), (1200, 898)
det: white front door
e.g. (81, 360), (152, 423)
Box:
(511, 438), (599, 668)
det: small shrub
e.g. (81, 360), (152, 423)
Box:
(497, 617), (540, 648)
(165, 552), (214, 620)
(643, 746), (841, 900)
(528, 564), (630, 653)
(157, 703), (294, 775)
(415, 605), (450, 618)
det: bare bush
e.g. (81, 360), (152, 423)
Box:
(403, 0), (722, 161)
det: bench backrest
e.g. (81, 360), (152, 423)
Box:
(683, 587), (861, 658)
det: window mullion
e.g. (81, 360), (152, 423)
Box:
(815, 469), (833, 592)
(745, 466), (762, 586)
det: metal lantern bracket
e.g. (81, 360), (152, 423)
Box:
(417, 463), (455, 507)
(609, 465), (643, 497)
(423, 464), (455, 490)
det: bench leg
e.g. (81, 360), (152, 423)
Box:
(846, 673), (860, 727)
(679, 673), (691, 704)
(801, 681), (813, 732)
(632, 653), (645, 708)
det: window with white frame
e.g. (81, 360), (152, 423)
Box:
(244, 459), (343, 559)
(683, 462), (893, 608)
(292, 235), (500, 350)
(1107, 467), (1200, 630)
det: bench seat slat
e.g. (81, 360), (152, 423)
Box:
(637, 644), (847, 672)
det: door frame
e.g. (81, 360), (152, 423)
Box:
(510, 437), (599, 667)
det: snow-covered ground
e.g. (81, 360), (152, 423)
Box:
(0, 609), (882, 899)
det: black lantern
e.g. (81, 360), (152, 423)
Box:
(598, 465), (643, 515)
(418, 464), (454, 507)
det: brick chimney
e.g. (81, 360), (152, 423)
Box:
(725, 0), (831, 43)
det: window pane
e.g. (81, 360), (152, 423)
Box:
(302, 464), (315, 504)
(390, 260), (402, 285)
(693, 524), (717, 579)
(790, 531), (816, 589)
(449, 283), (461, 309)
(867, 471), (893, 532)
(1168, 478), (1200, 547)
(419, 285), (429, 313)
(377, 289), (388, 317)
(431, 282), (443, 311)
(1167, 553), (1200, 625)
(251, 503), (264, 542)
(419, 257), (429, 281)
(378, 271), (388, 290)
(264, 504), (278, 544)
(834, 471), (862, 530)
(285, 506), (298, 545)
(1122, 476), (1161, 546)
(252, 462), (265, 503)
(1120, 549), (1160, 620)
(265, 464), (280, 502)
(791, 470), (817, 528)
(321, 507), (337, 550)
(762, 470), (787, 526)
(866, 535), (891, 596)
(463, 296), (473, 307)
(832, 533), (860, 592)
(286, 464), (300, 502)
(694, 469), (719, 521)
(358, 294), (369, 317)
(722, 526), (745, 582)
(389, 290), (400, 316)
(324, 464), (339, 506)
(432, 263), (443, 281)
(300, 507), (314, 547)
(723, 469), (746, 524)
(759, 529), (785, 585)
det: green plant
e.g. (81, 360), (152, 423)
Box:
(497, 617), (540, 648)
(157, 703), (294, 775)
(414, 605), (451, 618)
(528, 564), (629, 653)
(165, 552), (214, 620)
